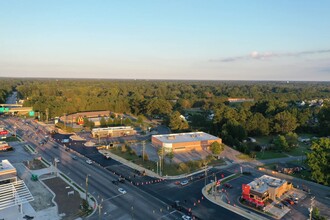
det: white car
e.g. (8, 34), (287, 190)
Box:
(118, 188), (127, 194)
(180, 180), (189, 186)
(54, 158), (60, 163)
(182, 215), (192, 220)
(86, 159), (93, 164)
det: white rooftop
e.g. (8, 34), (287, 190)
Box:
(152, 132), (220, 144)
(0, 160), (16, 173)
(92, 126), (133, 132)
(248, 175), (286, 194)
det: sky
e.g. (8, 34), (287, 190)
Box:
(0, 0), (330, 81)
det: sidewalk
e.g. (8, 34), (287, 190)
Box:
(202, 181), (269, 220)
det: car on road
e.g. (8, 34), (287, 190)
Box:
(65, 147), (70, 151)
(86, 159), (93, 164)
(182, 215), (192, 220)
(118, 188), (126, 194)
(224, 183), (233, 189)
(112, 180), (119, 185)
(71, 155), (77, 160)
(172, 200), (183, 211)
(180, 180), (189, 186)
(54, 158), (60, 163)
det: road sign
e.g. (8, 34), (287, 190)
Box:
(29, 111), (35, 116)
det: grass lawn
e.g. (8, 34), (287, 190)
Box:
(254, 136), (274, 145)
(236, 153), (253, 160)
(259, 160), (313, 182)
(109, 147), (220, 176)
(4, 136), (19, 142)
(255, 151), (288, 160)
(208, 158), (227, 166)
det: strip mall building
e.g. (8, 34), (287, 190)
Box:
(151, 132), (222, 153)
(91, 126), (136, 138)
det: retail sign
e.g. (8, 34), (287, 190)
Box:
(29, 111), (35, 116)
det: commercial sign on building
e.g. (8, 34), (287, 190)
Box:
(29, 111), (35, 116)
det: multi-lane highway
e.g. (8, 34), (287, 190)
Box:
(1, 116), (249, 220)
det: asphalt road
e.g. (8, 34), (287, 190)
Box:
(2, 117), (185, 220)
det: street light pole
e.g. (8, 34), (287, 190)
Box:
(85, 174), (90, 202)
(156, 161), (158, 175)
(159, 156), (162, 176)
(98, 198), (103, 220)
(142, 141), (145, 162)
(204, 163), (208, 187)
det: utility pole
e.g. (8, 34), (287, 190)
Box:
(98, 198), (103, 220)
(204, 163), (208, 187)
(64, 113), (66, 130)
(54, 159), (58, 177)
(45, 108), (49, 123)
(309, 196), (315, 220)
(85, 174), (90, 202)
(142, 141), (145, 162)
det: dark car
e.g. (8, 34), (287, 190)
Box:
(282, 201), (290, 206)
(224, 183), (233, 189)
(172, 200), (183, 211)
(118, 177), (125, 183)
(112, 180), (119, 185)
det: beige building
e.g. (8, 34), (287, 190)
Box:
(91, 126), (136, 138)
(242, 175), (293, 206)
(152, 132), (222, 153)
(0, 160), (17, 184)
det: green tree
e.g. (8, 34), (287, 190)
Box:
(274, 111), (297, 134)
(318, 106), (330, 136)
(221, 120), (247, 142)
(306, 138), (330, 185)
(146, 98), (172, 116)
(285, 132), (298, 148)
(169, 111), (189, 131)
(210, 141), (223, 154)
(137, 115), (144, 124)
(167, 151), (174, 164)
(273, 135), (289, 151)
(100, 116), (107, 127)
(246, 113), (270, 136)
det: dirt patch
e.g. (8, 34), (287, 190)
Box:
(43, 177), (85, 220)
(23, 158), (47, 170)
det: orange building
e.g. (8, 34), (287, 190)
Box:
(242, 175), (292, 207)
(152, 132), (222, 153)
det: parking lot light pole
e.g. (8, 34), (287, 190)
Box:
(156, 161), (158, 175)
(159, 156), (162, 176)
